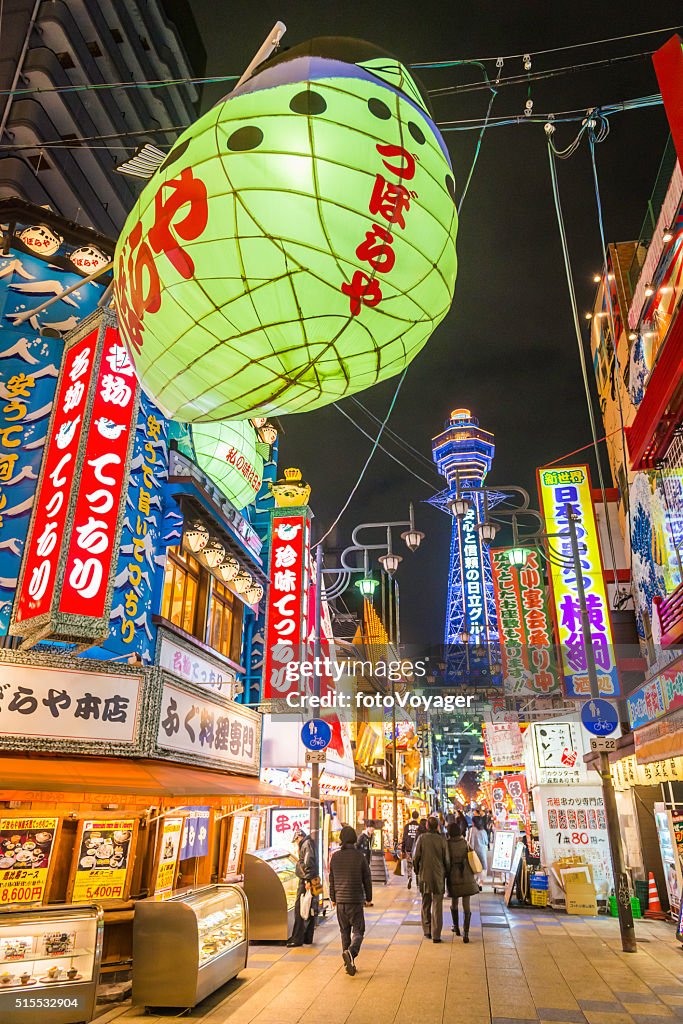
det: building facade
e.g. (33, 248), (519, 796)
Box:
(0, 0), (205, 235)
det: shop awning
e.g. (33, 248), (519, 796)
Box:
(0, 754), (305, 800)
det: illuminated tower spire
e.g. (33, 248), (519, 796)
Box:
(430, 409), (499, 684)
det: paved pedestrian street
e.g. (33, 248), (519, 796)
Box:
(102, 879), (683, 1024)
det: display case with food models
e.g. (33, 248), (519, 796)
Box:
(0, 904), (103, 1024)
(132, 885), (248, 1008)
(242, 846), (299, 941)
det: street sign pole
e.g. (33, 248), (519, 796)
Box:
(310, 544), (323, 849)
(566, 506), (636, 953)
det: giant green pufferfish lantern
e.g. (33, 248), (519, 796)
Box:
(113, 37), (457, 422)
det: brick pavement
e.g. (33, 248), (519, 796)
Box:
(101, 877), (683, 1024)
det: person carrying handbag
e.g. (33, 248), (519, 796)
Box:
(287, 827), (319, 947)
(446, 821), (479, 943)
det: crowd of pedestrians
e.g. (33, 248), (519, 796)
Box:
(287, 805), (489, 977)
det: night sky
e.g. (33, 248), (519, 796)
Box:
(192, 2), (681, 645)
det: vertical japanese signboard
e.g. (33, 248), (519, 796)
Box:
(459, 505), (485, 640)
(152, 816), (184, 897)
(491, 547), (560, 696)
(537, 465), (620, 697)
(10, 312), (138, 645)
(262, 511), (310, 699)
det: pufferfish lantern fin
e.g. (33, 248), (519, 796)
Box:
(358, 59), (430, 115)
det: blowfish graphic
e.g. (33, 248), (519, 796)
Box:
(113, 36), (457, 423)
(55, 416), (81, 449)
(95, 417), (126, 440)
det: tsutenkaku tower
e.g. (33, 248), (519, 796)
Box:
(430, 409), (499, 683)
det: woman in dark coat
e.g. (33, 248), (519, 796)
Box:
(446, 821), (479, 942)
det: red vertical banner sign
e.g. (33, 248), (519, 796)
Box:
(11, 311), (139, 646)
(59, 328), (137, 617)
(12, 332), (95, 625)
(262, 511), (310, 699)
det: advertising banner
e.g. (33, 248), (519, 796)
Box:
(536, 786), (612, 897)
(0, 816), (60, 906)
(156, 679), (261, 774)
(262, 511), (310, 699)
(531, 721), (588, 786)
(70, 818), (137, 902)
(483, 722), (524, 768)
(0, 245), (107, 635)
(491, 547), (560, 696)
(537, 465), (620, 697)
(180, 807), (210, 859)
(11, 314), (138, 645)
(0, 663), (142, 746)
(267, 806), (311, 845)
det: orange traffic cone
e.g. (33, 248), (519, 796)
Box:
(644, 872), (666, 920)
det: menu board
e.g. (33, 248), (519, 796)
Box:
(245, 815), (261, 854)
(69, 818), (137, 902)
(153, 817), (184, 897)
(224, 815), (247, 876)
(0, 816), (60, 906)
(491, 829), (518, 873)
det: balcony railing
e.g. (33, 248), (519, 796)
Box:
(655, 584), (683, 645)
(626, 135), (677, 295)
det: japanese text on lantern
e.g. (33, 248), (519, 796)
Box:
(491, 547), (559, 696)
(115, 167), (208, 352)
(120, 410), (162, 644)
(341, 143), (417, 316)
(14, 333), (95, 623)
(59, 330), (138, 617)
(537, 465), (619, 697)
(262, 514), (309, 699)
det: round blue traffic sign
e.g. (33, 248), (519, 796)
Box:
(301, 719), (332, 751)
(580, 698), (619, 736)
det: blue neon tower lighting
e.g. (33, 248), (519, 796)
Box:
(429, 409), (500, 684)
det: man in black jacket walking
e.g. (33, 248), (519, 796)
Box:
(329, 826), (372, 976)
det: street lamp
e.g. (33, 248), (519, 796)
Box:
(310, 504), (426, 851)
(507, 546), (531, 566)
(477, 520), (499, 543)
(355, 574), (380, 598)
(401, 502), (425, 553)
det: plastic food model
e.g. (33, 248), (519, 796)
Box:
(114, 37), (457, 422)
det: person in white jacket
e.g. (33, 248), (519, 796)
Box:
(467, 815), (489, 884)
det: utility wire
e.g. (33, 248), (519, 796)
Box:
(315, 369), (408, 549)
(587, 121), (634, 572)
(546, 132), (622, 596)
(428, 50), (655, 97)
(334, 401), (439, 491)
(412, 24), (682, 66)
(349, 397), (439, 472)
(457, 60), (503, 212)
(0, 25), (676, 103)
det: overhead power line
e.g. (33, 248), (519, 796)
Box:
(427, 50), (655, 98)
(412, 24), (682, 66)
(0, 25), (676, 104)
